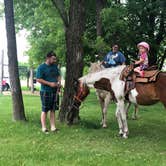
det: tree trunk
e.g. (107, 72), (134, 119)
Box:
(96, 0), (106, 36)
(58, 0), (85, 122)
(4, 0), (26, 121)
(0, 50), (4, 94)
(30, 68), (34, 93)
(27, 70), (30, 88)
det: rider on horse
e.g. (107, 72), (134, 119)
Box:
(102, 44), (126, 68)
(134, 42), (149, 77)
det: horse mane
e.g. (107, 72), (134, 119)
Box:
(79, 65), (126, 85)
(89, 62), (104, 73)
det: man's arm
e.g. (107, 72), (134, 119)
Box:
(57, 75), (61, 83)
(57, 76), (61, 87)
(37, 78), (58, 88)
(119, 52), (126, 65)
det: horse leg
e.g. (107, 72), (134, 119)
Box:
(125, 102), (131, 119)
(102, 106), (107, 128)
(115, 108), (123, 136)
(102, 96), (110, 128)
(132, 104), (139, 120)
(98, 97), (105, 126)
(117, 99), (129, 138)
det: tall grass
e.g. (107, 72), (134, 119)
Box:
(0, 92), (165, 166)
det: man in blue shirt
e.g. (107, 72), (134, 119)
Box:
(36, 51), (61, 133)
(103, 44), (126, 68)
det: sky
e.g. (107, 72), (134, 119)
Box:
(0, 5), (29, 64)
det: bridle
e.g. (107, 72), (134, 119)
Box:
(71, 82), (89, 111)
(74, 84), (85, 103)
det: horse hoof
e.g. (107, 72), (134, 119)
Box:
(132, 116), (138, 120)
(122, 134), (128, 139)
(119, 133), (123, 137)
(102, 125), (107, 128)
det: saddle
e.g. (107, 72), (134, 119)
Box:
(120, 65), (160, 95)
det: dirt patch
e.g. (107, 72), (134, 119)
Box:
(2, 91), (40, 96)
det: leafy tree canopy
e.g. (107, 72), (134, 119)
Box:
(14, 0), (65, 67)
(14, 0), (166, 68)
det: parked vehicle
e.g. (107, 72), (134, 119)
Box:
(2, 79), (10, 91)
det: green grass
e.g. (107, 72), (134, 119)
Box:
(0, 92), (166, 166)
(21, 86), (40, 91)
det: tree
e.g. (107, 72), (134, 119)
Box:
(4, 0), (26, 121)
(101, 0), (166, 67)
(96, 0), (107, 36)
(14, 0), (86, 122)
(0, 2), (3, 17)
(0, 50), (4, 94)
(14, 0), (66, 67)
(126, 0), (166, 67)
(52, 0), (86, 122)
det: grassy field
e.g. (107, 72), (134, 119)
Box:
(0, 92), (166, 166)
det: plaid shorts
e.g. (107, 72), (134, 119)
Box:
(40, 91), (59, 112)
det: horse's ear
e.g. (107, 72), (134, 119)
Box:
(97, 61), (101, 64)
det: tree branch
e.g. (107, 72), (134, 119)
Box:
(51, 0), (69, 27)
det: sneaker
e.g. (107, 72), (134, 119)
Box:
(42, 129), (49, 134)
(51, 128), (59, 133)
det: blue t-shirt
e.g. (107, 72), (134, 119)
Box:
(36, 63), (60, 92)
(104, 51), (126, 67)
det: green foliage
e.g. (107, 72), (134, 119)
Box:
(0, 2), (4, 17)
(18, 65), (28, 79)
(83, 35), (111, 65)
(0, 93), (166, 165)
(102, 5), (128, 44)
(94, 36), (111, 55)
(14, 0), (66, 67)
(101, 0), (166, 65)
(126, 0), (166, 65)
(83, 65), (89, 75)
(14, 0), (166, 68)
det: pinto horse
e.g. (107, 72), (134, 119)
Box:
(89, 62), (139, 122)
(67, 65), (126, 130)
(89, 62), (112, 128)
(68, 65), (166, 138)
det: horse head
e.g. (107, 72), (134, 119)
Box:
(74, 80), (90, 102)
(67, 79), (90, 124)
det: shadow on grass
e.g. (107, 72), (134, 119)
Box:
(79, 119), (101, 129)
(127, 118), (166, 140)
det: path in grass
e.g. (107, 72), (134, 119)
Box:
(0, 92), (166, 166)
